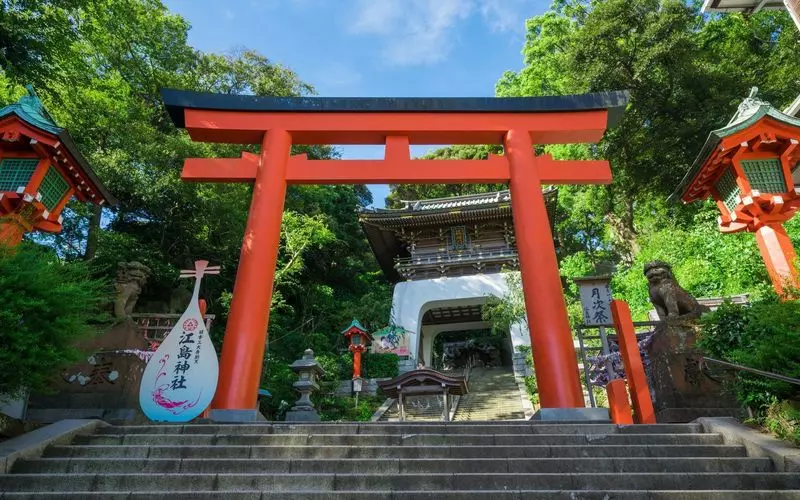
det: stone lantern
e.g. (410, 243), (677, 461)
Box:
(671, 88), (800, 295)
(0, 86), (116, 245)
(285, 349), (325, 422)
(341, 319), (373, 381)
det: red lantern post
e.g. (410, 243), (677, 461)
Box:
(672, 89), (800, 296)
(342, 320), (373, 380)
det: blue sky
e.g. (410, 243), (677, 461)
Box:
(163, 0), (549, 206)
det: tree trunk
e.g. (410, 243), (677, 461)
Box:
(84, 203), (102, 260)
(607, 196), (639, 264)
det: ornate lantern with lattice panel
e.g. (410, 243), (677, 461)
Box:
(0, 86), (116, 245)
(672, 89), (800, 294)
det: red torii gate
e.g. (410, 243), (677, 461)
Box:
(162, 89), (629, 414)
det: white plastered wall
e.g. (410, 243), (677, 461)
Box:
(389, 272), (530, 364)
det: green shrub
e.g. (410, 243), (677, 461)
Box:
(612, 220), (774, 320)
(763, 399), (800, 446)
(516, 345), (539, 406)
(317, 394), (384, 422)
(362, 352), (399, 379)
(0, 243), (111, 398)
(697, 300), (800, 410)
(341, 352), (399, 379)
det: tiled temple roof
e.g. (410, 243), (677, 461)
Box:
(393, 191), (512, 212)
(0, 86), (117, 205)
(670, 89), (800, 203)
(359, 189), (557, 281)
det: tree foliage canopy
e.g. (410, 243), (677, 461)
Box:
(474, 0), (800, 320)
(0, 243), (111, 398)
(0, 0), (390, 415)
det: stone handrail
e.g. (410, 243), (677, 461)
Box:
(702, 357), (800, 386)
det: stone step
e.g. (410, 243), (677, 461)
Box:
(91, 423), (704, 435)
(437, 366), (528, 421)
(43, 443), (748, 459)
(2, 472), (800, 492)
(72, 432), (724, 446)
(4, 491), (800, 500)
(12, 457), (773, 474)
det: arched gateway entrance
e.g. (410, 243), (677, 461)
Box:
(161, 89), (629, 416)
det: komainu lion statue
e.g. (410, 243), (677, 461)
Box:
(114, 261), (151, 318)
(644, 261), (709, 321)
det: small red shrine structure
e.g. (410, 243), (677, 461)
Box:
(0, 86), (116, 245)
(161, 88), (629, 415)
(671, 89), (800, 294)
(342, 319), (373, 379)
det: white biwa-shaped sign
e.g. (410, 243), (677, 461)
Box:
(139, 260), (220, 422)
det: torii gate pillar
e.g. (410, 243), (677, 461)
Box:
(213, 130), (291, 409)
(506, 129), (585, 407)
(161, 89), (629, 415)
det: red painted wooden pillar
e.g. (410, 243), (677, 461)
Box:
(606, 378), (633, 424)
(755, 223), (799, 295)
(505, 129), (584, 408)
(213, 129), (291, 410)
(0, 216), (27, 246)
(353, 349), (362, 379)
(611, 299), (656, 424)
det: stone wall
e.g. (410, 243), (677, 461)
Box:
(511, 352), (532, 379)
(25, 319), (150, 423)
(334, 378), (392, 396)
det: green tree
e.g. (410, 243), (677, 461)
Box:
(1, 0), (391, 420)
(385, 145), (504, 208)
(0, 243), (111, 397)
(496, 0), (800, 265)
(453, 1), (800, 332)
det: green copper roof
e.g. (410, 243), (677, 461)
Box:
(670, 91), (800, 203)
(341, 319), (368, 335)
(0, 85), (62, 135)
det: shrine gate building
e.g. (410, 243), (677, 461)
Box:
(360, 189), (558, 377)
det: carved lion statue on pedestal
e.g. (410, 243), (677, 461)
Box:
(114, 261), (151, 318)
(644, 261), (709, 321)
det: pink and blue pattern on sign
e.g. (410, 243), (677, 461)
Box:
(139, 261), (219, 422)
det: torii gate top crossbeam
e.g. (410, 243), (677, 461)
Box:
(161, 89), (629, 146)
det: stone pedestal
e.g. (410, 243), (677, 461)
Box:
(284, 407), (322, 422)
(645, 322), (742, 422)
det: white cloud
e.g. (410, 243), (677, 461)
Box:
(478, 0), (530, 33)
(348, 0), (528, 67)
(349, 0), (470, 66)
(223, 8), (235, 20)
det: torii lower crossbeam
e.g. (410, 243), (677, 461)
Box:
(161, 89), (629, 415)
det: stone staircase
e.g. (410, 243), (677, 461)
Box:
(454, 366), (526, 421)
(3, 421), (800, 498)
